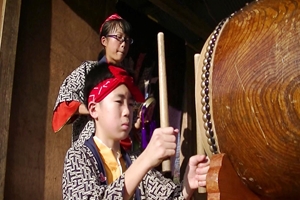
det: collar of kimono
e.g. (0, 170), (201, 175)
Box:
(99, 13), (122, 34)
(88, 65), (145, 104)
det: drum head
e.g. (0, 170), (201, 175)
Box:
(197, 0), (300, 198)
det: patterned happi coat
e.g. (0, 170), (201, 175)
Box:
(62, 133), (185, 200)
(53, 60), (99, 147)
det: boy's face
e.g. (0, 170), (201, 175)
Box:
(91, 84), (134, 141)
(102, 27), (130, 65)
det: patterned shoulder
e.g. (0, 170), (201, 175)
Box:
(65, 143), (99, 173)
(66, 143), (94, 159)
(72, 60), (98, 74)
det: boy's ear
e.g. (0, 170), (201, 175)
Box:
(101, 36), (107, 47)
(88, 102), (98, 119)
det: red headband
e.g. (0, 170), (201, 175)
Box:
(99, 13), (122, 34)
(88, 66), (145, 104)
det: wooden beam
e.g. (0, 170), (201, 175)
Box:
(0, 0), (22, 199)
(149, 0), (212, 40)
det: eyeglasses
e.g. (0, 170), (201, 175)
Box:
(106, 35), (134, 44)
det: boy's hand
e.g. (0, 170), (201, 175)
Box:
(141, 127), (178, 168)
(182, 155), (210, 199)
(134, 117), (141, 130)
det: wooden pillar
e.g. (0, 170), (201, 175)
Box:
(0, 0), (22, 199)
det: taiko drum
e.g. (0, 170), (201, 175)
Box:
(197, 0), (300, 198)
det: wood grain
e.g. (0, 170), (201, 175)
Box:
(207, 154), (260, 200)
(0, 0), (21, 199)
(202, 0), (300, 198)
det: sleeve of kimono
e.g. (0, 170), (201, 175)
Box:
(62, 146), (126, 200)
(125, 152), (185, 200)
(52, 61), (97, 132)
(142, 169), (185, 200)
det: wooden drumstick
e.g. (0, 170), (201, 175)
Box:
(194, 54), (206, 193)
(157, 32), (171, 173)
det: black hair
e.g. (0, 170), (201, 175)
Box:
(84, 62), (114, 108)
(100, 19), (132, 38)
(83, 62), (135, 108)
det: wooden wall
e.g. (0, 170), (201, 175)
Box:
(4, 0), (115, 199)
(0, 0), (4, 44)
(0, 0), (21, 199)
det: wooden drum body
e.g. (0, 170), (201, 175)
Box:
(196, 0), (300, 198)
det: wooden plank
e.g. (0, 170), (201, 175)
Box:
(0, 0), (4, 46)
(149, 0), (212, 39)
(0, 0), (22, 199)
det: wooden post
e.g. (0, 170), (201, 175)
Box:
(0, 0), (22, 199)
(157, 32), (171, 172)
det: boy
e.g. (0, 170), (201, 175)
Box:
(62, 62), (210, 199)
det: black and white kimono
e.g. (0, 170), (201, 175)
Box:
(53, 60), (100, 147)
(62, 133), (185, 200)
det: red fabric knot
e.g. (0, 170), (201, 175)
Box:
(99, 13), (122, 34)
(88, 65), (145, 104)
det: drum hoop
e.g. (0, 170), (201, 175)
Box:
(198, 15), (235, 156)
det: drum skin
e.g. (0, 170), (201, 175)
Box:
(200, 0), (300, 198)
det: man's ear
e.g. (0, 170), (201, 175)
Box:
(101, 36), (107, 47)
(88, 102), (98, 119)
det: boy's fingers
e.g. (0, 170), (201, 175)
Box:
(165, 149), (176, 157)
(163, 134), (177, 143)
(198, 180), (207, 187)
(196, 165), (210, 175)
(134, 118), (141, 129)
(159, 127), (178, 135)
(196, 174), (207, 181)
(163, 141), (177, 150)
(189, 155), (208, 166)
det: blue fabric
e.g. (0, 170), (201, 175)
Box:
(84, 136), (141, 199)
(98, 56), (107, 64)
(84, 137), (107, 185)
